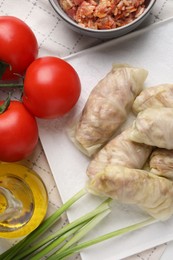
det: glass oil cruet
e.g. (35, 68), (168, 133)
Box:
(0, 162), (48, 238)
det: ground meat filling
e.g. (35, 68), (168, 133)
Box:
(59, 0), (146, 30)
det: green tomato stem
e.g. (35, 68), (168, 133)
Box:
(0, 93), (11, 114)
(0, 81), (23, 88)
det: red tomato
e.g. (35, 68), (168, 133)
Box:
(0, 16), (38, 80)
(0, 101), (38, 162)
(22, 56), (81, 119)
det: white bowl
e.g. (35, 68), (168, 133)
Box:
(49, 0), (156, 39)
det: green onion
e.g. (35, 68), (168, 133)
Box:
(34, 208), (111, 260)
(47, 209), (111, 260)
(0, 187), (157, 260)
(14, 223), (86, 260)
(49, 217), (155, 260)
(0, 188), (86, 260)
(16, 198), (112, 260)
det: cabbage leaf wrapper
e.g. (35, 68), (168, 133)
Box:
(68, 64), (148, 157)
(87, 165), (173, 221)
(87, 128), (152, 179)
(133, 84), (173, 114)
(148, 148), (173, 180)
(129, 108), (173, 149)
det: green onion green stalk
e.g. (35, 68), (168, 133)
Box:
(0, 188), (156, 260)
(16, 197), (112, 260)
(0, 189), (86, 260)
(50, 217), (155, 260)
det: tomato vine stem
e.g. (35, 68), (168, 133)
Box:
(0, 80), (23, 88)
(0, 93), (11, 114)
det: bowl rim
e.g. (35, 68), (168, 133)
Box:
(49, 0), (157, 34)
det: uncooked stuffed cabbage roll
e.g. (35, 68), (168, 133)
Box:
(87, 128), (152, 179)
(69, 64), (148, 157)
(129, 108), (173, 149)
(133, 84), (173, 114)
(87, 165), (173, 220)
(149, 148), (173, 180)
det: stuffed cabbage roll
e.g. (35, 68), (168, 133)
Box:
(129, 108), (173, 149)
(87, 165), (173, 220)
(69, 64), (148, 157)
(133, 84), (173, 114)
(149, 148), (173, 180)
(87, 128), (152, 179)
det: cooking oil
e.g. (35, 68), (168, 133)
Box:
(0, 162), (48, 238)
